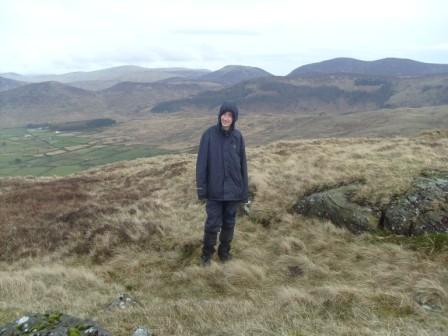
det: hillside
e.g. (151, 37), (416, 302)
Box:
(151, 73), (448, 114)
(0, 66), (210, 84)
(198, 65), (272, 85)
(0, 131), (447, 335)
(0, 76), (27, 92)
(0, 59), (448, 134)
(0, 80), (223, 127)
(100, 80), (224, 116)
(89, 105), (448, 152)
(2, 78), (448, 152)
(0, 81), (110, 126)
(289, 57), (448, 77)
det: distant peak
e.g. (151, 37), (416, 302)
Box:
(288, 57), (448, 77)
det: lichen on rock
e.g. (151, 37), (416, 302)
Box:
(0, 313), (110, 336)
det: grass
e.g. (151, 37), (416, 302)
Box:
(0, 127), (173, 177)
(0, 131), (447, 335)
(87, 106), (448, 152)
(368, 231), (448, 255)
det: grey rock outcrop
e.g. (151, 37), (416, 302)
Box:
(0, 313), (110, 336)
(294, 184), (380, 234)
(294, 171), (448, 235)
(383, 171), (448, 235)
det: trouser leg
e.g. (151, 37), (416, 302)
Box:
(218, 201), (239, 261)
(202, 200), (223, 259)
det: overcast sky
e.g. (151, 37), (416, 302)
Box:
(1, 0), (447, 75)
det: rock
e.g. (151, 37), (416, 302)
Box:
(105, 293), (143, 311)
(294, 184), (380, 234)
(132, 326), (152, 336)
(0, 312), (110, 336)
(383, 171), (448, 235)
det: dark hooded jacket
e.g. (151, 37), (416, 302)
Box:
(196, 102), (248, 202)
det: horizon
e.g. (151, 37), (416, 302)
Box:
(3, 56), (448, 77)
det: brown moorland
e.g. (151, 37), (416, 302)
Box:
(0, 130), (447, 335)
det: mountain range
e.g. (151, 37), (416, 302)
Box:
(288, 57), (448, 77)
(0, 76), (27, 92)
(1, 66), (209, 83)
(1, 58), (448, 130)
(151, 72), (448, 114)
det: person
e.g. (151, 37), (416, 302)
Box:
(196, 101), (248, 265)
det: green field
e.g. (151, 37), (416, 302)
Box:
(0, 127), (172, 177)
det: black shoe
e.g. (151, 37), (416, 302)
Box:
(200, 254), (211, 266)
(218, 243), (232, 263)
(218, 253), (232, 263)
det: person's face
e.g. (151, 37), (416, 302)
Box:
(221, 111), (233, 129)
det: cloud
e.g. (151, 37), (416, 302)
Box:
(173, 29), (261, 36)
(0, 0), (447, 75)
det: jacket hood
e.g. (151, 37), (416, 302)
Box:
(218, 101), (239, 131)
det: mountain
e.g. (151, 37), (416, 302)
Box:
(0, 76), (27, 92)
(3, 60), (448, 128)
(151, 72), (448, 114)
(3, 71), (448, 128)
(99, 80), (224, 116)
(0, 81), (109, 126)
(0, 78), (224, 127)
(0, 65), (269, 90)
(198, 65), (272, 85)
(0, 72), (25, 81)
(288, 58), (448, 77)
(0, 66), (211, 85)
(63, 79), (132, 91)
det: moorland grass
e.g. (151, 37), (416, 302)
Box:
(0, 132), (447, 335)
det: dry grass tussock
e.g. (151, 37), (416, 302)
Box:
(0, 131), (448, 335)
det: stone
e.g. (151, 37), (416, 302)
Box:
(132, 326), (152, 336)
(105, 293), (143, 311)
(294, 184), (380, 234)
(0, 313), (110, 336)
(383, 171), (448, 235)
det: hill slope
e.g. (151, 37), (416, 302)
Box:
(0, 131), (447, 335)
(289, 57), (448, 77)
(0, 76), (27, 92)
(100, 80), (223, 116)
(0, 80), (223, 126)
(2, 62), (448, 130)
(198, 65), (272, 85)
(0, 66), (210, 84)
(151, 73), (448, 114)
(0, 81), (109, 125)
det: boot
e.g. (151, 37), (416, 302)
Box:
(200, 253), (212, 266)
(201, 244), (214, 266)
(201, 231), (217, 266)
(218, 228), (234, 262)
(217, 243), (232, 263)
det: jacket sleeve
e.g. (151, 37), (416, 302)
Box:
(196, 130), (209, 200)
(240, 135), (249, 202)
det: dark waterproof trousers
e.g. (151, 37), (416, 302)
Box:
(202, 200), (240, 259)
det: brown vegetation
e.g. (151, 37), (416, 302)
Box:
(91, 105), (448, 151)
(0, 131), (447, 335)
